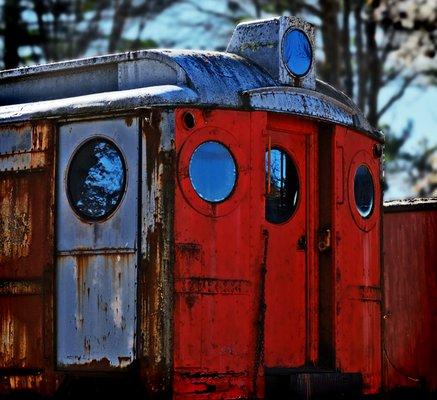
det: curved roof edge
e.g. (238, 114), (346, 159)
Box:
(0, 49), (380, 138)
(0, 85), (198, 123)
(384, 198), (437, 213)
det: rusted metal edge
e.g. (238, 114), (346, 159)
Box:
(0, 85), (198, 124)
(383, 198), (437, 213)
(0, 49), (188, 80)
(0, 280), (42, 296)
(0, 368), (44, 376)
(175, 277), (251, 295)
(242, 87), (381, 139)
(57, 248), (136, 256)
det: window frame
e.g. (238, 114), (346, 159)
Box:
(66, 135), (128, 222)
(265, 145), (301, 225)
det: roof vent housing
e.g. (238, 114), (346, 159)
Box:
(227, 16), (316, 90)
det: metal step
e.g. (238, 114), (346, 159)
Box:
(265, 368), (363, 399)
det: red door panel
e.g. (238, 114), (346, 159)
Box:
(333, 126), (382, 394)
(263, 116), (318, 368)
(174, 109), (260, 398)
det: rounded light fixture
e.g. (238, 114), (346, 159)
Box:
(282, 28), (312, 78)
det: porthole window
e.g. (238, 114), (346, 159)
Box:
(189, 141), (237, 203)
(282, 29), (312, 77)
(265, 148), (299, 224)
(67, 138), (126, 221)
(354, 165), (374, 218)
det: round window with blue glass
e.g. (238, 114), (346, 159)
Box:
(282, 28), (312, 78)
(67, 137), (126, 221)
(189, 141), (237, 203)
(354, 165), (374, 218)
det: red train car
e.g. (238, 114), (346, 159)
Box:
(0, 16), (434, 399)
(383, 199), (437, 395)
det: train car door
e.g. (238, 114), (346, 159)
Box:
(56, 118), (139, 370)
(263, 117), (317, 370)
(333, 126), (381, 393)
(0, 123), (55, 388)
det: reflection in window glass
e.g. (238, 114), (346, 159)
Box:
(354, 165), (374, 218)
(282, 29), (312, 77)
(68, 138), (126, 220)
(189, 141), (237, 203)
(265, 148), (299, 223)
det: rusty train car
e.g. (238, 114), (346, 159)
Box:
(0, 16), (435, 399)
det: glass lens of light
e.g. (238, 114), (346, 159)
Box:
(189, 141), (237, 203)
(282, 29), (312, 77)
(68, 138), (126, 220)
(354, 165), (374, 218)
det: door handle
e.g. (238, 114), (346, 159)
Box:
(318, 228), (331, 252)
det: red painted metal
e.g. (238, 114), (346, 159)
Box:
(174, 110), (322, 398)
(383, 206), (437, 392)
(174, 109), (263, 399)
(263, 115), (318, 368)
(332, 126), (382, 394)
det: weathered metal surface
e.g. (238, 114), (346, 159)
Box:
(0, 280), (42, 296)
(0, 122), (56, 395)
(332, 126), (382, 394)
(138, 110), (175, 396)
(169, 51), (276, 106)
(227, 16), (317, 89)
(383, 205), (437, 392)
(383, 197), (437, 212)
(0, 297), (44, 369)
(244, 87), (355, 127)
(56, 118), (138, 369)
(57, 253), (137, 368)
(263, 116), (318, 369)
(0, 50), (186, 105)
(0, 85), (198, 125)
(173, 109), (263, 399)
(0, 18), (376, 137)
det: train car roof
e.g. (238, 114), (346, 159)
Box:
(0, 17), (381, 139)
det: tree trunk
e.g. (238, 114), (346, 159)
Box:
(108, 0), (132, 53)
(366, 3), (380, 127)
(319, 0), (340, 88)
(3, 0), (21, 68)
(342, 0), (353, 98)
(354, 0), (367, 113)
(33, 0), (50, 61)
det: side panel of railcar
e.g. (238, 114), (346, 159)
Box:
(0, 122), (58, 395)
(383, 203), (437, 393)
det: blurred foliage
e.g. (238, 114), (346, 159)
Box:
(384, 121), (437, 196)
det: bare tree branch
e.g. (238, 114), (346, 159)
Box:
(377, 75), (416, 120)
(183, 0), (240, 23)
(108, 0), (132, 53)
